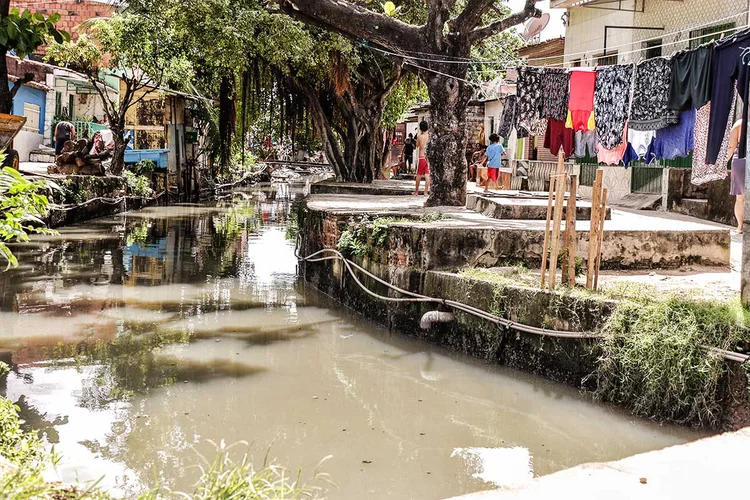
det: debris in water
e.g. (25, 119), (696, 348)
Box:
(313, 396), (319, 399)
(420, 433), (425, 436)
(215, 339), (221, 342)
(640, 478), (648, 484)
(362, 460), (372, 464)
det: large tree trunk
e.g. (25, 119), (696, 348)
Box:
(423, 71), (473, 207)
(109, 123), (126, 176)
(0, 1), (12, 115)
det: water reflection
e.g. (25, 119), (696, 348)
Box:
(0, 179), (705, 500)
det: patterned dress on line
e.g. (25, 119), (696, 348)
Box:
(691, 92), (737, 186)
(498, 95), (517, 140)
(595, 64), (634, 150)
(629, 58), (680, 131)
(542, 68), (570, 122)
(516, 67), (545, 135)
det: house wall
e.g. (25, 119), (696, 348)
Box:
(17, 0), (118, 47)
(484, 100), (503, 143)
(52, 74), (111, 122)
(11, 85), (47, 161)
(563, 0), (750, 66)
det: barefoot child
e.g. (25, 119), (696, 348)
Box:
(484, 134), (505, 193)
(414, 121), (430, 196)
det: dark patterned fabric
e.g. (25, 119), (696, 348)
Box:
(629, 57), (679, 131)
(498, 95), (517, 139)
(594, 64), (634, 149)
(516, 67), (544, 133)
(542, 68), (570, 121)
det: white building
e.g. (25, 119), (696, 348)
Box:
(551, 0), (750, 205)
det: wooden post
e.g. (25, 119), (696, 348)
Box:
(566, 174), (578, 286)
(548, 151), (567, 289)
(593, 188), (608, 291)
(586, 169), (604, 289)
(540, 169), (556, 288)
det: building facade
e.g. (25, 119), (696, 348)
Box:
(16, 0), (119, 49)
(551, 0), (750, 206)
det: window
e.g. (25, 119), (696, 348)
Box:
(644, 39), (662, 59)
(690, 23), (736, 49)
(22, 103), (41, 133)
(571, 59), (582, 67)
(596, 52), (618, 66)
(489, 116), (495, 135)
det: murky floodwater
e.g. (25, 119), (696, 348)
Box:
(0, 180), (703, 499)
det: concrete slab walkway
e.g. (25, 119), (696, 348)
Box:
(447, 427), (750, 499)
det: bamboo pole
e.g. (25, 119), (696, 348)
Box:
(566, 174), (578, 286)
(586, 169), (604, 289)
(593, 188), (609, 291)
(548, 151), (567, 289)
(540, 169), (557, 288)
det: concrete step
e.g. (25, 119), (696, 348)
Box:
(467, 193), (611, 221)
(672, 198), (709, 219)
(615, 193), (662, 210)
(29, 149), (55, 164)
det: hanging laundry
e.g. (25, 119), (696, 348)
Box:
(595, 64), (633, 150)
(542, 68), (570, 122)
(568, 70), (596, 132)
(628, 129), (656, 159)
(706, 30), (750, 163)
(622, 143), (640, 169)
(649, 109), (696, 162)
(516, 67), (545, 134)
(668, 43), (714, 112)
(629, 57), (679, 131)
(574, 130), (598, 158)
(692, 93), (736, 186)
(598, 127), (628, 165)
(544, 118), (574, 157)
(521, 118), (548, 137)
(498, 95), (517, 140)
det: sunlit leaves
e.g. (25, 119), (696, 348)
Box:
(0, 7), (70, 60)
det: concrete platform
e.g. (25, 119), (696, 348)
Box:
(304, 194), (731, 269)
(447, 427), (750, 499)
(310, 179), (426, 196)
(467, 192), (611, 221)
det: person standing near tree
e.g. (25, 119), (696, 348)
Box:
(484, 133), (506, 193)
(414, 121), (430, 196)
(54, 121), (75, 155)
(401, 133), (415, 172)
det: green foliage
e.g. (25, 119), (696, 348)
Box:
(0, 166), (57, 268)
(0, 398), (44, 470)
(0, 8), (69, 60)
(178, 443), (332, 500)
(593, 296), (750, 427)
(133, 160), (157, 176)
(338, 213), (445, 258)
(123, 171), (154, 198)
(383, 75), (428, 130)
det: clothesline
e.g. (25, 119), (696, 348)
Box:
(359, 11), (749, 67)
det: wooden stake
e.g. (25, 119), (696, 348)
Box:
(593, 188), (608, 291)
(540, 170), (556, 288)
(566, 174), (578, 286)
(586, 169), (604, 289)
(548, 151), (567, 289)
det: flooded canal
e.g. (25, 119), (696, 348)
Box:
(0, 181), (702, 499)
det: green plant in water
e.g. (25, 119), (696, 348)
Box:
(592, 295), (750, 427)
(123, 170), (154, 198)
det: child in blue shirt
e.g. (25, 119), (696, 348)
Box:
(484, 134), (505, 192)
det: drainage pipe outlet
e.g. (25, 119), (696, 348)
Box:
(420, 311), (455, 330)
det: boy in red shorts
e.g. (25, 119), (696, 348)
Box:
(414, 120), (430, 196)
(484, 133), (505, 193)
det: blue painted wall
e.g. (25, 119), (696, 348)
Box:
(9, 84), (46, 135)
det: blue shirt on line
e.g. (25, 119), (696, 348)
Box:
(486, 143), (504, 168)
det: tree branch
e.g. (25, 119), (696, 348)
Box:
(9, 73), (34, 99)
(271, 0), (423, 53)
(469, 0), (541, 43)
(451, 0), (497, 33)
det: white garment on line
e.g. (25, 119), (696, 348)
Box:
(628, 129), (656, 158)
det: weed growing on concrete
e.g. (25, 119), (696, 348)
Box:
(593, 296), (750, 427)
(338, 213), (446, 258)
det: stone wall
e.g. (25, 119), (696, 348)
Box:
(19, 1), (118, 48)
(667, 168), (736, 226)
